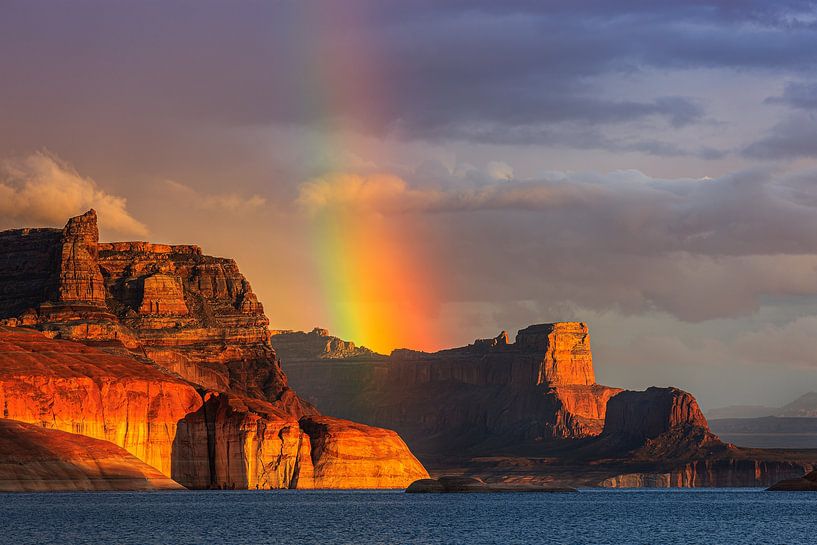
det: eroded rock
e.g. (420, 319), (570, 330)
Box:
(0, 419), (184, 492)
(0, 211), (429, 490)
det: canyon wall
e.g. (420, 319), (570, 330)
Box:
(0, 211), (427, 489)
(274, 327), (817, 487)
(0, 419), (184, 492)
(275, 323), (623, 453)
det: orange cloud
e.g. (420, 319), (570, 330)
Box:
(0, 151), (147, 237)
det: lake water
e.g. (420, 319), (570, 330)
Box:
(1, 488), (813, 544)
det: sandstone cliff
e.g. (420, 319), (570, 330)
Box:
(768, 469), (817, 491)
(274, 325), (817, 487)
(0, 211), (428, 490)
(271, 327), (385, 361)
(276, 323), (622, 452)
(0, 419), (184, 492)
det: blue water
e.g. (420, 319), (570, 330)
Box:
(0, 489), (813, 544)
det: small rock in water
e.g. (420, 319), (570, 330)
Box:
(406, 476), (576, 493)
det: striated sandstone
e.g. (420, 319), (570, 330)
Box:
(56, 210), (107, 306)
(0, 419), (184, 492)
(300, 416), (428, 489)
(138, 273), (189, 315)
(768, 469), (817, 491)
(275, 326), (817, 488)
(276, 323), (621, 453)
(0, 325), (428, 490)
(600, 386), (712, 447)
(0, 326), (203, 476)
(0, 211), (430, 490)
(602, 459), (814, 488)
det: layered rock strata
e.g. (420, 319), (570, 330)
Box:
(274, 326), (817, 487)
(0, 211), (428, 489)
(276, 323), (622, 452)
(768, 469), (817, 491)
(0, 419), (184, 492)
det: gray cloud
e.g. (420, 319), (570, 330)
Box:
(300, 165), (817, 322)
(766, 81), (817, 110)
(743, 115), (817, 159)
(1, 1), (814, 153)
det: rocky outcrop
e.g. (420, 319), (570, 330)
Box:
(0, 319), (427, 491)
(274, 326), (817, 488)
(277, 323), (621, 453)
(768, 469), (817, 491)
(56, 210), (107, 306)
(299, 416), (429, 489)
(170, 393), (427, 490)
(515, 323), (595, 386)
(602, 459), (813, 488)
(585, 387), (815, 487)
(0, 419), (184, 492)
(271, 328), (384, 361)
(599, 387), (714, 449)
(405, 475), (576, 493)
(0, 326), (203, 476)
(0, 211), (429, 489)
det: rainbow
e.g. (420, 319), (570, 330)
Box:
(310, 207), (439, 354)
(294, 4), (439, 354)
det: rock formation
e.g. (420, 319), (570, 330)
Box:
(270, 327), (384, 361)
(274, 325), (817, 488)
(405, 475), (576, 493)
(0, 419), (184, 492)
(768, 469), (817, 491)
(0, 211), (428, 490)
(599, 387), (714, 450)
(276, 322), (622, 452)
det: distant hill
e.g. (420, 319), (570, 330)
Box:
(707, 392), (817, 420)
(707, 392), (817, 449)
(706, 405), (778, 419)
(779, 392), (817, 417)
(710, 416), (817, 449)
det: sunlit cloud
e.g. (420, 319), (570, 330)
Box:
(164, 180), (267, 212)
(0, 151), (147, 237)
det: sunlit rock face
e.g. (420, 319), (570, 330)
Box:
(0, 419), (184, 492)
(0, 326), (203, 477)
(0, 211), (428, 490)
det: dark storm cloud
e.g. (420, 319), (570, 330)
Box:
(1, 0), (815, 152)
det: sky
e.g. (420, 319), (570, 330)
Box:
(2, 0), (817, 409)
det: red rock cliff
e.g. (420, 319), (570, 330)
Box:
(0, 419), (184, 492)
(0, 211), (428, 489)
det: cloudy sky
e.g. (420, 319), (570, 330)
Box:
(3, 1), (817, 409)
